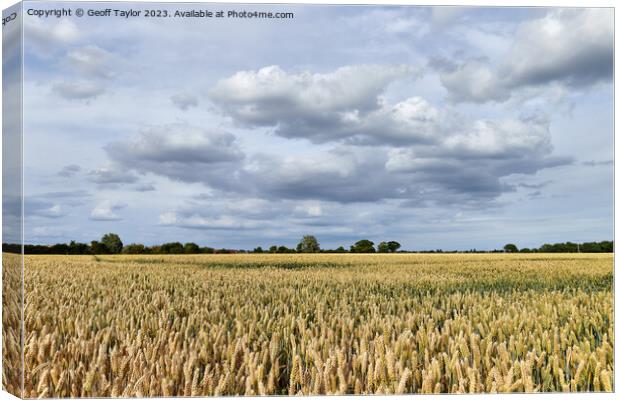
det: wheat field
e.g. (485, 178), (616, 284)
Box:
(7, 253), (614, 396)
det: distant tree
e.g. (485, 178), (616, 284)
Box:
(123, 243), (145, 254)
(519, 247), (531, 253)
(600, 240), (614, 252)
(387, 241), (401, 253)
(101, 233), (123, 254)
(377, 242), (389, 253)
(253, 246), (264, 253)
(503, 243), (518, 253)
(184, 242), (200, 254)
(350, 240), (375, 253)
(581, 242), (602, 253)
(160, 242), (184, 254)
(335, 246), (346, 253)
(68, 240), (90, 255)
(50, 243), (69, 254)
(539, 243), (553, 252)
(277, 245), (294, 253)
(90, 240), (108, 254)
(269, 245), (278, 253)
(200, 246), (215, 254)
(297, 235), (320, 253)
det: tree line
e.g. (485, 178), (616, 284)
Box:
(1, 234), (613, 255)
(502, 241), (613, 253)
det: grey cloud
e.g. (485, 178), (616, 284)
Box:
(527, 190), (542, 199)
(25, 18), (79, 48)
(107, 124), (243, 164)
(245, 149), (406, 203)
(383, 116), (572, 205)
(159, 197), (355, 234)
(24, 191), (92, 222)
(89, 201), (126, 221)
(431, 7), (465, 28)
(582, 160), (613, 167)
(52, 80), (105, 101)
(88, 166), (139, 185)
(105, 124), (245, 191)
(58, 164), (82, 177)
(171, 93), (199, 111)
(438, 59), (509, 103)
(39, 190), (91, 199)
(244, 136), (565, 207)
(210, 64), (426, 145)
(32, 203), (65, 219)
(518, 181), (552, 190)
(437, 9), (613, 103)
(159, 211), (263, 231)
(65, 45), (115, 79)
(100, 115), (570, 209)
(134, 184), (156, 192)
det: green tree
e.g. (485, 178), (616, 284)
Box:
(503, 243), (518, 253)
(277, 246), (293, 253)
(335, 246), (346, 253)
(350, 239), (375, 253)
(297, 235), (321, 253)
(387, 241), (401, 253)
(253, 246), (264, 253)
(160, 242), (184, 254)
(90, 240), (108, 254)
(123, 243), (145, 254)
(50, 243), (69, 254)
(377, 241), (389, 253)
(101, 233), (123, 254)
(68, 240), (90, 254)
(581, 242), (602, 253)
(184, 242), (200, 254)
(269, 245), (278, 253)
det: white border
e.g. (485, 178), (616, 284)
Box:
(0, 1), (616, 399)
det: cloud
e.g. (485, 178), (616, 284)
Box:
(159, 211), (261, 230)
(25, 191), (90, 220)
(170, 93), (199, 111)
(134, 183), (156, 192)
(88, 166), (139, 185)
(38, 190), (91, 199)
(437, 58), (509, 103)
(105, 124), (245, 190)
(385, 116), (572, 191)
(518, 181), (552, 190)
(100, 107), (569, 209)
(157, 197), (346, 233)
(431, 7), (465, 27)
(89, 201), (126, 221)
(244, 148), (407, 203)
(52, 80), (105, 101)
(64, 45), (115, 78)
(38, 204), (64, 218)
(27, 201), (66, 219)
(439, 116), (553, 159)
(25, 18), (79, 48)
(58, 164), (82, 177)
(245, 123), (569, 206)
(582, 160), (613, 167)
(436, 9), (613, 103)
(31, 226), (69, 239)
(210, 64), (424, 144)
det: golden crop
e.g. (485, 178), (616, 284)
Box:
(5, 253), (614, 396)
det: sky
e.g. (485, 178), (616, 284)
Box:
(6, 2), (614, 250)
